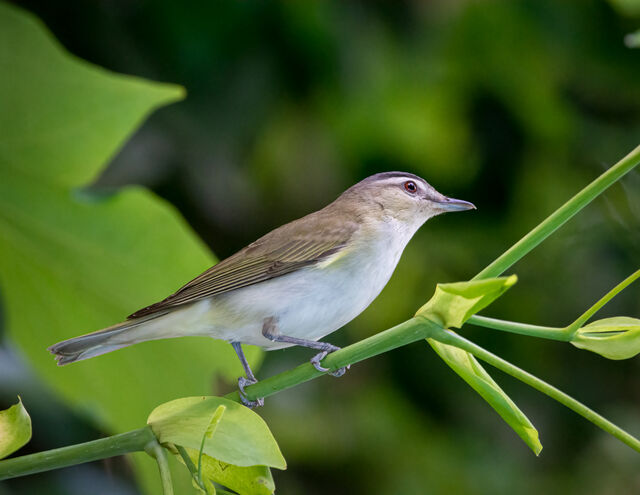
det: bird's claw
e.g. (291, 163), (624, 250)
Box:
(238, 376), (264, 408)
(310, 347), (350, 377)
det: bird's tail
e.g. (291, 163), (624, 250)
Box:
(48, 312), (167, 365)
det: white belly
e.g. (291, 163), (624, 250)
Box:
(181, 229), (410, 349)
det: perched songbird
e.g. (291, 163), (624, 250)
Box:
(49, 172), (475, 407)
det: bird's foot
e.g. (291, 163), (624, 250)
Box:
(238, 376), (264, 408)
(310, 345), (350, 377)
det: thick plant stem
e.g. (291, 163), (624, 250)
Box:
(226, 317), (438, 402)
(145, 439), (174, 495)
(231, 315), (640, 455)
(467, 315), (569, 341)
(474, 144), (640, 280)
(0, 426), (155, 480)
(428, 326), (640, 453)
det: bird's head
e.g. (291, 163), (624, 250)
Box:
(341, 171), (476, 230)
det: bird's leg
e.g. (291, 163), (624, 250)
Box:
(261, 317), (349, 377)
(231, 341), (264, 408)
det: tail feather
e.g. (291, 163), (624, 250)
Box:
(48, 312), (167, 365)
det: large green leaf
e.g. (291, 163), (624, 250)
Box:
(0, 3), (260, 492)
(0, 398), (32, 460)
(419, 277), (542, 455)
(148, 397), (286, 469)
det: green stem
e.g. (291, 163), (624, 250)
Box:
(145, 439), (174, 495)
(176, 445), (198, 477)
(470, 269), (640, 341)
(233, 314), (640, 455)
(226, 317), (437, 402)
(429, 326), (640, 453)
(176, 445), (210, 493)
(0, 426), (155, 481)
(474, 144), (640, 280)
(468, 315), (569, 341)
(568, 269), (640, 333)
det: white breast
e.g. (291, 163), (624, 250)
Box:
(172, 218), (418, 349)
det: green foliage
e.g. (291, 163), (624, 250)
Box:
(148, 396), (286, 469)
(0, 399), (31, 460)
(416, 276), (518, 328)
(0, 2), (259, 492)
(177, 447), (275, 495)
(427, 340), (542, 455)
(150, 396), (282, 494)
(418, 276), (541, 454)
(571, 317), (640, 360)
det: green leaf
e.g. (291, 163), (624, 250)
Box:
(0, 398), (32, 459)
(571, 317), (640, 360)
(416, 276), (518, 328)
(419, 276), (540, 455)
(197, 405), (227, 488)
(0, 3), (260, 492)
(178, 447), (275, 495)
(427, 337), (542, 455)
(148, 396), (286, 469)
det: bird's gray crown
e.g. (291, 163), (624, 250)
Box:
(360, 171), (426, 184)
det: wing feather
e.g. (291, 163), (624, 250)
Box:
(128, 234), (352, 319)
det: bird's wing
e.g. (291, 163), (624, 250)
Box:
(128, 214), (357, 319)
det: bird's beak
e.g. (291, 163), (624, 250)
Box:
(434, 197), (476, 212)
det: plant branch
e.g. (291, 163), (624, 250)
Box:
(0, 426), (155, 480)
(225, 317), (436, 403)
(568, 269), (640, 333)
(229, 313), (640, 454)
(474, 144), (640, 280)
(428, 325), (640, 453)
(145, 438), (174, 495)
(467, 315), (568, 341)
(469, 268), (640, 341)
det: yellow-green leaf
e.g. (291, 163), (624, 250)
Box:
(0, 398), (32, 459)
(427, 338), (542, 455)
(416, 276), (518, 328)
(179, 447), (275, 495)
(571, 317), (640, 360)
(419, 276), (539, 455)
(148, 396), (286, 469)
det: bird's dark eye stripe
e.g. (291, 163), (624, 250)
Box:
(403, 181), (417, 194)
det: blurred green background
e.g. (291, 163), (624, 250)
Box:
(1, 0), (640, 493)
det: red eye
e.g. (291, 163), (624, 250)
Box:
(404, 181), (417, 194)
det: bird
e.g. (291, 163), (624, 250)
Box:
(49, 172), (475, 407)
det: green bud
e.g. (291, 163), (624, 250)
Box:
(571, 317), (640, 360)
(416, 275), (517, 329)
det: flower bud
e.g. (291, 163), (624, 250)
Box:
(571, 317), (640, 360)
